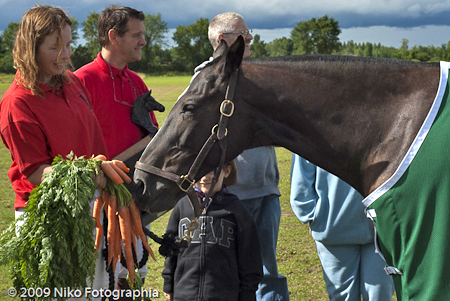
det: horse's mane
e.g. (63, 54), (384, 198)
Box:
(244, 54), (438, 68)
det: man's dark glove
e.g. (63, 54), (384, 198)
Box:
(131, 90), (165, 136)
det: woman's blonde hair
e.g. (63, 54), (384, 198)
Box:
(13, 5), (72, 97)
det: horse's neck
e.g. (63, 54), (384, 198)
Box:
(241, 60), (439, 196)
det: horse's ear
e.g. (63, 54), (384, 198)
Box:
(213, 39), (228, 59)
(224, 35), (244, 74)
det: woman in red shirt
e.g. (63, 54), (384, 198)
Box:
(0, 4), (107, 212)
(0, 5), (109, 296)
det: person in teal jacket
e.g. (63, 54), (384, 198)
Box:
(290, 154), (395, 300)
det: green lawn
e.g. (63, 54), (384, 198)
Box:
(0, 76), (329, 300)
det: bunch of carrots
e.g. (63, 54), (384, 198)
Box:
(92, 155), (156, 285)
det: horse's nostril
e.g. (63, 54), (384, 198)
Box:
(132, 179), (145, 196)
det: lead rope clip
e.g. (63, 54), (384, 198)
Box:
(179, 218), (199, 244)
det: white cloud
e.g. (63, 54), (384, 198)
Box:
(3, 0), (450, 49)
(406, 4), (423, 15)
(4, 0), (450, 27)
(226, 0), (450, 18)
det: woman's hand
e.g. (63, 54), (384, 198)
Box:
(93, 170), (107, 190)
(29, 163), (107, 191)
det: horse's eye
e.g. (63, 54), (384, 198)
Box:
(183, 104), (196, 113)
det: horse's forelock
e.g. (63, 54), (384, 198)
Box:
(183, 71), (219, 99)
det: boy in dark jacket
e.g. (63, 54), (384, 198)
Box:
(162, 161), (263, 301)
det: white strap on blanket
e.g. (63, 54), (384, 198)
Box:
(366, 209), (403, 276)
(361, 64), (450, 276)
(384, 266), (403, 276)
(362, 61), (450, 209)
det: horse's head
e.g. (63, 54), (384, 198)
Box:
(133, 36), (250, 213)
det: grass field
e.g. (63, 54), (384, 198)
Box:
(0, 76), (330, 300)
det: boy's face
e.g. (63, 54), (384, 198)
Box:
(196, 165), (232, 195)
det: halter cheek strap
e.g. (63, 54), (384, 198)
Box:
(135, 69), (239, 218)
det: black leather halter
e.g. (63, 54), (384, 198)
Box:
(135, 69), (239, 217)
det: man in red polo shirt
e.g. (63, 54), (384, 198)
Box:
(75, 5), (158, 296)
(75, 6), (158, 159)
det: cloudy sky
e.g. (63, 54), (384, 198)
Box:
(1, 0), (450, 48)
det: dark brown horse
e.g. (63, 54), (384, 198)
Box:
(134, 36), (447, 299)
(133, 37), (439, 213)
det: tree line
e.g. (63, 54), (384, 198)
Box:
(1, 13), (450, 75)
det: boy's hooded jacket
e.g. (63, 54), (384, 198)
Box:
(162, 190), (263, 301)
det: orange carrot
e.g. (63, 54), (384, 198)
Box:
(107, 193), (117, 269)
(118, 205), (135, 285)
(114, 216), (121, 268)
(94, 154), (107, 161)
(112, 160), (130, 173)
(130, 222), (139, 262)
(102, 190), (110, 211)
(102, 191), (110, 256)
(93, 195), (103, 251)
(101, 162), (123, 184)
(129, 200), (156, 261)
(110, 162), (132, 184)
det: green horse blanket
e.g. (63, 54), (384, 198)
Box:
(363, 61), (450, 300)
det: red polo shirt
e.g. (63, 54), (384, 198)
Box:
(0, 71), (108, 209)
(75, 53), (159, 158)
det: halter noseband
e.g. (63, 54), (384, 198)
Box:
(135, 69), (239, 218)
